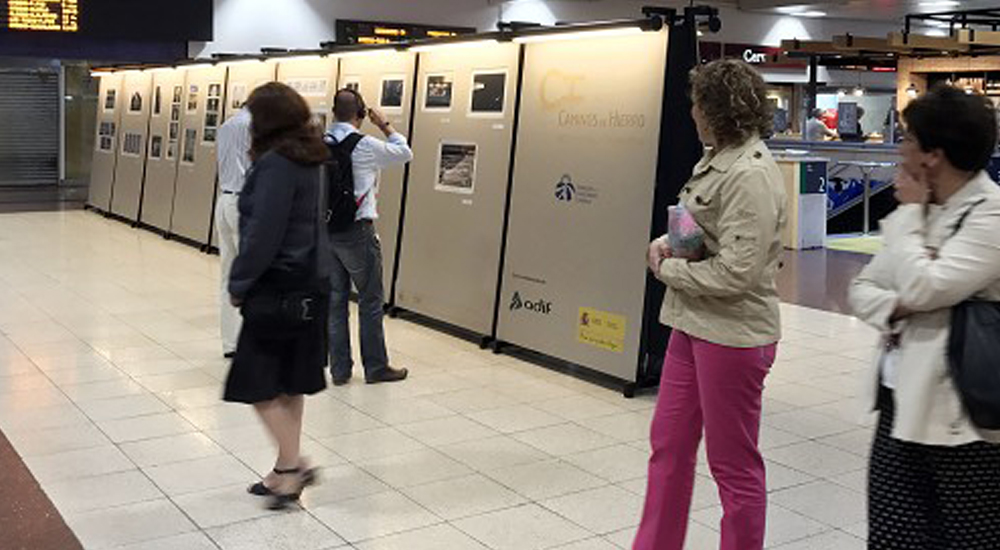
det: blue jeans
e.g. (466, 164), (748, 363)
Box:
(327, 221), (390, 379)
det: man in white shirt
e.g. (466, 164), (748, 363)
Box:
(805, 108), (837, 142)
(215, 107), (252, 358)
(326, 89), (413, 385)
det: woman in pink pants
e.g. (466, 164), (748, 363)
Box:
(636, 59), (787, 550)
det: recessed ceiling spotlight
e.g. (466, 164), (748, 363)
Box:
(798, 11), (826, 18)
(920, 1), (960, 7)
(776, 5), (808, 14)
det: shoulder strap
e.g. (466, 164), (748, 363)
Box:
(340, 132), (364, 153)
(949, 198), (989, 239)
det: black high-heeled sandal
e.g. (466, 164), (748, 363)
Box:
(247, 466), (319, 497)
(267, 468), (310, 511)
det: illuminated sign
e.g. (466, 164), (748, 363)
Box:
(335, 19), (475, 46)
(7, 0), (78, 32)
(0, 0), (212, 41)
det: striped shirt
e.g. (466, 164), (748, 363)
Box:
(217, 108), (253, 194)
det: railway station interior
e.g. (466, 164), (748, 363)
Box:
(3, 1), (1000, 549)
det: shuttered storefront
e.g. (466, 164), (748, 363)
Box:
(0, 70), (60, 186)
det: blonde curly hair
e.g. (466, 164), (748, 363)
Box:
(689, 59), (772, 148)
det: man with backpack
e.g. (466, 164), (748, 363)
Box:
(324, 89), (413, 385)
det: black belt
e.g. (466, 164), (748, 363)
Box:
(222, 190), (239, 195)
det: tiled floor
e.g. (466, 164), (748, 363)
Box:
(0, 211), (881, 549)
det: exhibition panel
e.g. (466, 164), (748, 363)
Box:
(225, 59), (278, 121)
(496, 29), (670, 382)
(169, 64), (228, 245)
(275, 55), (339, 129)
(139, 68), (188, 232)
(88, 71), (124, 211)
(337, 50), (418, 303)
(394, 41), (521, 337)
(109, 70), (154, 221)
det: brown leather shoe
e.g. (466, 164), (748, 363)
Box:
(366, 366), (408, 384)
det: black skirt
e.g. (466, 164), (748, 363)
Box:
(223, 287), (329, 404)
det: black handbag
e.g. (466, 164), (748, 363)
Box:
(945, 198), (1000, 430)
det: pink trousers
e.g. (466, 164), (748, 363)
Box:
(633, 331), (776, 550)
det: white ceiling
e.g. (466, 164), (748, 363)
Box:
(734, 1), (1000, 21)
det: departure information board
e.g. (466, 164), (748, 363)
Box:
(0, 0), (212, 41)
(4, 0), (78, 32)
(335, 20), (476, 46)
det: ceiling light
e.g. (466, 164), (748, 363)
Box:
(797, 11), (826, 18)
(837, 89), (846, 98)
(776, 5), (807, 14)
(906, 84), (919, 98)
(277, 55), (326, 63)
(513, 27), (643, 44)
(90, 70), (112, 78)
(853, 86), (865, 97)
(410, 39), (499, 52)
(920, 1), (960, 8)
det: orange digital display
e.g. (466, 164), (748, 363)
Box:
(8, 0), (78, 32)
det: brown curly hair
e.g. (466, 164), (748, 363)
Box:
(689, 59), (772, 148)
(245, 82), (329, 166)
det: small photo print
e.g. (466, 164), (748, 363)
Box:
(204, 128), (217, 143)
(230, 84), (247, 110)
(129, 91), (143, 113)
(150, 135), (163, 158)
(435, 141), (477, 194)
(187, 85), (200, 113)
(208, 83), (222, 97)
(380, 78), (405, 109)
(183, 129), (197, 163)
(425, 74), (454, 110)
(471, 71), (506, 115)
(167, 142), (177, 159)
(169, 122), (179, 140)
(122, 132), (143, 156)
(172, 86), (182, 104)
(207, 98), (220, 113)
(343, 79), (360, 93)
(171, 104), (181, 122)
(153, 87), (162, 115)
(104, 89), (117, 111)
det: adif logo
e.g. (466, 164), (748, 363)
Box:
(555, 174), (576, 202)
(509, 292), (552, 314)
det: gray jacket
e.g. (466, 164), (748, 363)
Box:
(229, 150), (330, 300)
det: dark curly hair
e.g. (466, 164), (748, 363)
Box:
(689, 59), (772, 148)
(903, 84), (998, 172)
(245, 82), (329, 165)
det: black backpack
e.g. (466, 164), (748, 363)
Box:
(323, 132), (364, 233)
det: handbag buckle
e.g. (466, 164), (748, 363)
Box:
(299, 297), (315, 321)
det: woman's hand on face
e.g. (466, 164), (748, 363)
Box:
(648, 239), (673, 273)
(893, 169), (931, 205)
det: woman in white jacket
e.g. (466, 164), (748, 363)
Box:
(849, 85), (1000, 549)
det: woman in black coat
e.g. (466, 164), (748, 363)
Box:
(225, 82), (331, 509)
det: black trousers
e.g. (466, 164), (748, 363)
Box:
(869, 386), (1000, 549)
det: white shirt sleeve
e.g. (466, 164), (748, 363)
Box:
(366, 132), (413, 169)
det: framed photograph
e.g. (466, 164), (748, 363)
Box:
(435, 141), (478, 195)
(150, 135), (163, 159)
(121, 133), (143, 156)
(342, 78), (361, 93)
(208, 83), (222, 97)
(172, 86), (182, 104)
(167, 142), (177, 159)
(153, 87), (162, 115)
(470, 70), (507, 116)
(169, 122), (179, 141)
(204, 128), (217, 143)
(104, 89), (117, 111)
(230, 83), (248, 110)
(129, 91), (143, 113)
(207, 98), (220, 113)
(380, 77), (405, 109)
(187, 85), (200, 113)
(182, 129), (197, 163)
(424, 74), (454, 111)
